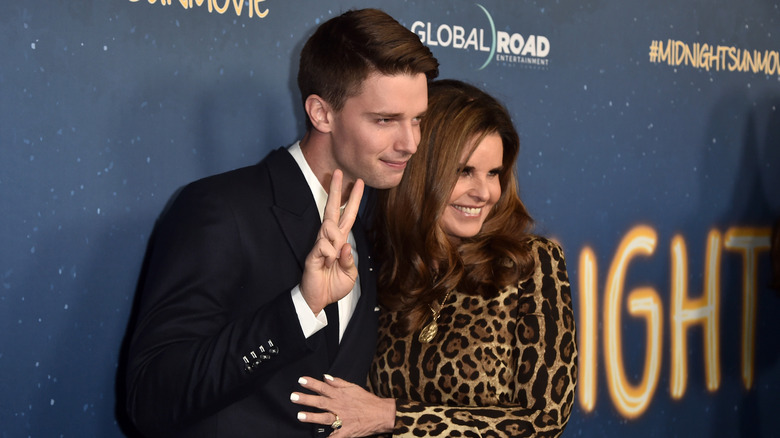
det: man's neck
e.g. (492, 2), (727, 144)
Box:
(299, 131), (351, 205)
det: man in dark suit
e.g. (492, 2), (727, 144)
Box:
(124, 9), (438, 437)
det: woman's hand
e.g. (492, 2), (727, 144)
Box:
(291, 374), (396, 437)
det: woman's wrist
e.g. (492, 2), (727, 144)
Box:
(379, 397), (397, 433)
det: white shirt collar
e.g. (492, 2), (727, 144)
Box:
(288, 141), (328, 221)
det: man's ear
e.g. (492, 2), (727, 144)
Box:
(304, 94), (334, 133)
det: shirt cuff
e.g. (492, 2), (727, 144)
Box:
(291, 284), (328, 338)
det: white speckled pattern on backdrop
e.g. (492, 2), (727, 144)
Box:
(0, 0), (778, 436)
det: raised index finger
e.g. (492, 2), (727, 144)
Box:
(322, 169), (344, 224)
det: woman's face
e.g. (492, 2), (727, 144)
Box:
(439, 133), (503, 241)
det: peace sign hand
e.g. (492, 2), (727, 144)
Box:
(300, 169), (365, 315)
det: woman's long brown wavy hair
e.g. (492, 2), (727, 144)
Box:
(373, 79), (536, 334)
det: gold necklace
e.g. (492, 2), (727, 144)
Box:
(418, 290), (453, 343)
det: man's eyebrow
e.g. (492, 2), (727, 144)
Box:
(368, 111), (403, 118)
(367, 111), (426, 118)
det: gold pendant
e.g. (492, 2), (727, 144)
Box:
(418, 290), (452, 343)
(418, 306), (440, 343)
(418, 319), (438, 343)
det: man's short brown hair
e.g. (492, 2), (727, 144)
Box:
(297, 8), (439, 124)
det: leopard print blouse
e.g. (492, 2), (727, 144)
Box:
(368, 237), (577, 437)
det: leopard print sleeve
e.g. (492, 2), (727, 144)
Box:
(371, 238), (578, 438)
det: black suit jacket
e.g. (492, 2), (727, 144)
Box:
(125, 148), (379, 437)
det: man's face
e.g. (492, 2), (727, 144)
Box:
(329, 72), (428, 189)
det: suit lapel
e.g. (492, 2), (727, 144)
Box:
(352, 215), (376, 302)
(266, 148), (321, 270)
(332, 214), (379, 370)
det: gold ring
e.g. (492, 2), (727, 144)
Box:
(331, 414), (342, 430)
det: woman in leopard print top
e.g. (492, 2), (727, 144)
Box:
(292, 79), (577, 437)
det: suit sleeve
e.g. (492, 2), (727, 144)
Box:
(125, 180), (314, 436)
(383, 240), (578, 438)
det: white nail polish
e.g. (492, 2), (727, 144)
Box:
(290, 393), (300, 401)
(297, 412), (307, 420)
(298, 377), (308, 385)
(323, 374), (334, 381)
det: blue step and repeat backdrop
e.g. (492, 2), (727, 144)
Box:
(1, 0), (778, 436)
